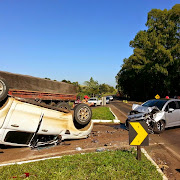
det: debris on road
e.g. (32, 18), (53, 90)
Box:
(104, 143), (112, 146)
(91, 139), (98, 143)
(96, 148), (105, 152)
(75, 147), (82, 151)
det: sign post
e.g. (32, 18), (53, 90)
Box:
(137, 145), (141, 160)
(129, 122), (149, 160)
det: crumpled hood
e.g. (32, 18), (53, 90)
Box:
(132, 104), (159, 113)
(127, 104), (161, 121)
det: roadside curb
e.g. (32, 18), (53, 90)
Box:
(92, 119), (120, 123)
(109, 107), (118, 120)
(141, 148), (168, 180)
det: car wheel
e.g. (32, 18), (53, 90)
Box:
(153, 120), (165, 134)
(74, 103), (92, 126)
(57, 102), (71, 111)
(0, 78), (9, 102)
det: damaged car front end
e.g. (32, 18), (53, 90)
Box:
(125, 99), (180, 134)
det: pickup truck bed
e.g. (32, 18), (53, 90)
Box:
(0, 71), (77, 101)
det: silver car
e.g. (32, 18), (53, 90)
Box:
(125, 99), (180, 133)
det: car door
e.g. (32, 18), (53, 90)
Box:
(164, 101), (179, 127)
(38, 108), (70, 135)
(2, 100), (42, 145)
(174, 101), (180, 126)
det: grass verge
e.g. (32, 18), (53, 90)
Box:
(92, 106), (114, 120)
(0, 150), (162, 180)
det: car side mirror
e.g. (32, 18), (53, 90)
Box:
(168, 108), (174, 113)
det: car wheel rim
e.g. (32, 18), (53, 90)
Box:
(77, 107), (90, 122)
(157, 122), (161, 131)
(0, 81), (4, 96)
(157, 122), (164, 131)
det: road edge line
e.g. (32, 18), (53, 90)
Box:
(92, 119), (120, 123)
(0, 155), (63, 167)
(110, 103), (127, 118)
(158, 143), (180, 161)
(109, 107), (118, 120)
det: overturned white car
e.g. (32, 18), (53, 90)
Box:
(125, 99), (180, 133)
(0, 97), (93, 147)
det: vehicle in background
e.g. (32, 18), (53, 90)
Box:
(106, 96), (110, 104)
(107, 96), (113, 101)
(125, 99), (180, 134)
(73, 96), (82, 108)
(88, 97), (102, 106)
(0, 97), (93, 147)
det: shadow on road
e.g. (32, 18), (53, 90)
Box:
(0, 144), (26, 149)
(119, 123), (127, 130)
(104, 123), (127, 131)
(165, 125), (180, 131)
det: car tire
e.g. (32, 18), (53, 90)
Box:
(74, 103), (92, 126)
(153, 120), (165, 134)
(57, 102), (71, 111)
(0, 78), (9, 102)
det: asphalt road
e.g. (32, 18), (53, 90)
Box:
(110, 100), (132, 115)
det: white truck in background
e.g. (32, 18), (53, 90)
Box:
(88, 97), (102, 106)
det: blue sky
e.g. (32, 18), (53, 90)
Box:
(0, 0), (179, 87)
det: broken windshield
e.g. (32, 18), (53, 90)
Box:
(142, 99), (168, 110)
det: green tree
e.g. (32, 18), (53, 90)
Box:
(116, 4), (180, 101)
(99, 83), (109, 94)
(99, 83), (115, 94)
(84, 77), (99, 97)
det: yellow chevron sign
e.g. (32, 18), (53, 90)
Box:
(129, 122), (149, 146)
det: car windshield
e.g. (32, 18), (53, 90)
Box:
(142, 99), (168, 110)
